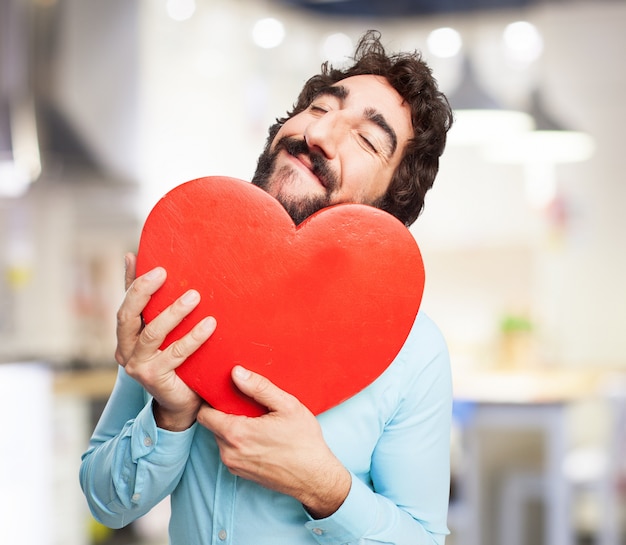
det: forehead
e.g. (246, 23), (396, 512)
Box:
(330, 74), (413, 145)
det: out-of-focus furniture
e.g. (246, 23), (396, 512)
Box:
(451, 368), (608, 545)
(497, 373), (626, 545)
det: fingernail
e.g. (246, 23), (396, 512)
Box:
(200, 316), (216, 332)
(233, 366), (251, 380)
(145, 267), (164, 280)
(181, 289), (200, 305)
(124, 255), (130, 271)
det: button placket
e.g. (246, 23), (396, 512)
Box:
(212, 462), (237, 544)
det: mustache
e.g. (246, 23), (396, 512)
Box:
(274, 136), (339, 192)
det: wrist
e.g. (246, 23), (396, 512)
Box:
(152, 399), (198, 431)
(303, 466), (352, 519)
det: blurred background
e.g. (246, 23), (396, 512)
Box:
(1, 0), (625, 544)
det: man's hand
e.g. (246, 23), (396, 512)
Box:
(197, 366), (351, 518)
(115, 253), (216, 431)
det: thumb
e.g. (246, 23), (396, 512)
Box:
(231, 366), (291, 413)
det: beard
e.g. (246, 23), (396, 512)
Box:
(251, 135), (340, 226)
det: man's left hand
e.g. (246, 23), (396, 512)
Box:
(197, 366), (351, 519)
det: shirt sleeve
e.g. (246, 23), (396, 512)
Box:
(79, 366), (197, 529)
(305, 314), (453, 545)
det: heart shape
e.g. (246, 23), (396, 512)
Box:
(136, 176), (424, 416)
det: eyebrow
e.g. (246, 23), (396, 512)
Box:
(314, 85), (398, 157)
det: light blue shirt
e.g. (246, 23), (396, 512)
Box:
(80, 311), (452, 544)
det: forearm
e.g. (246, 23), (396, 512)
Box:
(304, 474), (446, 545)
(300, 460), (352, 519)
(306, 315), (453, 545)
(79, 367), (197, 528)
(80, 401), (197, 528)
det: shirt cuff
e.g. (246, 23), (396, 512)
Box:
(130, 398), (197, 464)
(304, 471), (373, 543)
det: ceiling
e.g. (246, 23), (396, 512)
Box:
(0, 0), (600, 193)
(277, 0), (537, 17)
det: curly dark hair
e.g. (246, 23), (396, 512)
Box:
(267, 30), (453, 226)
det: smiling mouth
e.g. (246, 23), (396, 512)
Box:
(284, 150), (327, 189)
(274, 136), (338, 192)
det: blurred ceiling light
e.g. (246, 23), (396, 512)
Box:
(166, 0), (196, 21)
(252, 17), (285, 49)
(483, 89), (595, 208)
(321, 33), (353, 63)
(427, 27), (462, 59)
(483, 89), (595, 164)
(449, 110), (534, 146)
(447, 57), (534, 146)
(484, 128), (595, 165)
(503, 21), (543, 64)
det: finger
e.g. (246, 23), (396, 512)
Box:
(121, 266), (167, 323)
(196, 403), (235, 440)
(163, 315), (217, 369)
(115, 266), (167, 364)
(124, 252), (137, 291)
(136, 288), (202, 355)
(117, 266), (167, 339)
(230, 366), (295, 413)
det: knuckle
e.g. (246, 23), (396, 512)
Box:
(251, 376), (272, 397)
(220, 450), (241, 472)
(129, 276), (147, 292)
(114, 349), (126, 366)
(124, 359), (139, 379)
(141, 322), (161, 344)
(221, 421), (247, 449)
(281, 394), (299, 412)
(168, 341), (188, 361)
(190, 322), (211, 342)
(116, 306), (130, 326)
(125, 360), (154, 385)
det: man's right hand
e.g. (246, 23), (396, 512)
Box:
(115, 252), (216, 431)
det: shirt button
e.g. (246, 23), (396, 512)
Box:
(143, 436), (153, 447)
(218, 529), (227, 540)
(312, 528), (324, 536)
(131, 493), (141, 502)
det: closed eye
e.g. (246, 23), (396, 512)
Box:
(360, 134), (378, 153)
(309, 104), (328, 114)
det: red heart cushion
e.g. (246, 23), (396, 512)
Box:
(136, 176), (424, 416)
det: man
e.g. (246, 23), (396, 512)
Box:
(80, 30), (454, 544)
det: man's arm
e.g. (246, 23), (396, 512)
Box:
(80, 253), (216, 527)
(79, 366), (198, 528)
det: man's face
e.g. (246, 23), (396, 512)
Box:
(252, 75), (413, 224)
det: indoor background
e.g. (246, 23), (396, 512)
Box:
(1, 0), (625, 544)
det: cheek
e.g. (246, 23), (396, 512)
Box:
(349, 164), (391, 200)
(338, 171), (380, 203)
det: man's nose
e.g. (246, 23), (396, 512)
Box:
(303, 111), (343, 160)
